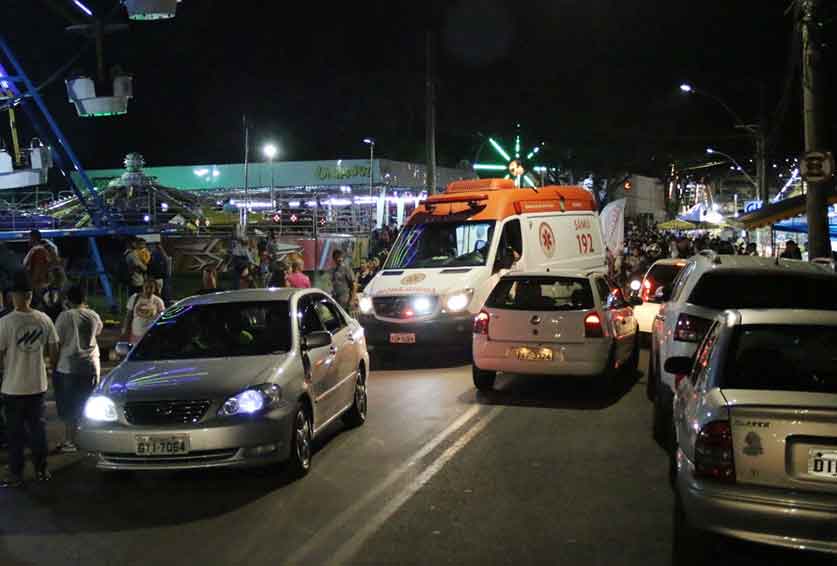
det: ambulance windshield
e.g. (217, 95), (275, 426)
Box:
(384, 221), (496, 269)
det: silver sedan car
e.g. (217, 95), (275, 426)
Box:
(78, 288), (369, 477)
(668, 308), (837, 559)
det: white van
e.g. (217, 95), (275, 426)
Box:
(357, 178), (606, 352)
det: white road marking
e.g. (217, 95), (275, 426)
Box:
(324, 405), (503, 566)
(283, 404), (500, 565)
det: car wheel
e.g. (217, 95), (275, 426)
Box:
(672, 492), (718, 566)
(287, 403), (312, 478)
(342, 368), (368, 428)
(472, 365), (496, 391)
(645, 345), (656, 401)
(625, 331), (640, 374)
(653, 387), (674, 453)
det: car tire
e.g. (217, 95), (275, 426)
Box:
(287, 403), (313, 478)
(653, 387), (674, 453)
(672, 492), (719, 566)
(342, 368), (368, 428)
(645, 346), (657, 402)
(625, 331), (640, 374)
(472, 365), (496, 391)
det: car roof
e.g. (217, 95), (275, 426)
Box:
(649, 258), (690, 268)
(724, 309), (837, 327)
(690, 253), (832, 275)
(501, 270), (595, 280)
(176, 287), (313, 306)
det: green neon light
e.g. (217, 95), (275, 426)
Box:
(488, 138), (511, 162)
(524, 174), (537, 187)
(504, 174), (511, 179)
(526, 146), (541, 160)
(473, 164), (507, 171)
(515, 136), (521, 158)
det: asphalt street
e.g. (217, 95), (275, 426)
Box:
(1, 348), (835, 566)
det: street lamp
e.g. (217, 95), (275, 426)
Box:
(679, 83), (693, 93)
(363, 137), (375, 225)
(263, 143), (278, 209)
(706, 147), (758, 188)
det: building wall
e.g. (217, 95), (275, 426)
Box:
(614, 174), (666, 219)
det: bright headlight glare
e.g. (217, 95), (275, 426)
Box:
(630, 279), (641, 291)
(220, 384), (281, 416)
(359, 295), (373, 314)
(84, 396), (118, 422)
(413, 296), (433, 314)
(446, 291), (472, 313)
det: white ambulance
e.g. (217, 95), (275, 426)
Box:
(357, 178), (607, 352)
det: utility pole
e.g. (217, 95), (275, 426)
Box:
(425, 30), (437, 195)
(800, 0), (830, 259)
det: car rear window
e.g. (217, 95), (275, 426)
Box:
(723, 325), (837, 393)
(688, 271), (837, 310)
(486, 277), (594, 311)
(647, 264), (683, 288)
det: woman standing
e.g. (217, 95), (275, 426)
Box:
(122, 279), (165, 344)
(286, 258), (311, 288)
(53, 285), (102, 453)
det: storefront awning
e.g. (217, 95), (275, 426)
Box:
(737, 190), (837, 229)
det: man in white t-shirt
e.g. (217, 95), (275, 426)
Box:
(122, 279), (165, 343)
(0, 272), (59, 488)
(54, 285), (103, 453)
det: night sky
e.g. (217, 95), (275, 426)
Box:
(3, 1), (834, 179)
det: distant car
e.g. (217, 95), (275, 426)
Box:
(78, 288), (369, 477)
(649, 253), (837, 447)
(669, 309), (837, 558)
(472, 271), (640, 390)
(633, 259), (688, 335)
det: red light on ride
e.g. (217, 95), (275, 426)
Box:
(584, 312), (604, 338)
(473, 310), (490, 335)
(694, 421), (735, 483)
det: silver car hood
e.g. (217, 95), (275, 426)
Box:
(101, 355), (289, 402)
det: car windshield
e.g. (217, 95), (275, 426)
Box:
(384, 221), (496, 269)
(486, 276), (594, 311)
(723, 325), (837, 394)
(130, 301), (292, 361)
(688, 272), (837, 310)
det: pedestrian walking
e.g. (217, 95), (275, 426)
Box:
(330, 249), (355, 311)
(53, 285), (102, 453)
(0, 289), (12, 450)
(122, 279), (165, 344)
(123, 238), (147, 296)
(22, 229), (52, 295)
(357, 259), (375, 291)
(286, 257), (311, 289)
(148, 241), (172, 304)
(0, 272), (59, 488)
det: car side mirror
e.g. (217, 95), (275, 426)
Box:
(628, 296), (643, 307)
(302, 331), (332, 350)
(664, 356), (693, 375)
(114, 341), (132, 358)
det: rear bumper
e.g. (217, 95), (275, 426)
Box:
(473, 336), (612, 376)
(77, 405), (294, 471)
(359, 313), (474, 349)
(633, 303), (660, 334)
(677, 449), (837, 554)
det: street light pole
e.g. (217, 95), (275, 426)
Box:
(706, 148), (758, 188)
(680, 83), (768, 203)
(363, 138), (375, 228)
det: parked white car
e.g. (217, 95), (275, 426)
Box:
(633, 259), (688, 335)
(670, 309), (837, 558)
(472, 271), (640, 390)
(649, 252), (837, 447)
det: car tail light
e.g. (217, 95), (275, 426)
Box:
(694, 420), (735, 482)
(584, 312), (604, 338)
(641, 277), (654, 302)
(473, 310), (490, 335)
(674, 313), (711, 343)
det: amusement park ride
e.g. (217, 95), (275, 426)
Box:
(0, 0), (183, 308)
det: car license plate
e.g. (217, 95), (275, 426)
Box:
(808, 449), (837, 479)
(135, 435), (190, 456)
(510, 347), (555, 362)
(389, 333), (416, 344)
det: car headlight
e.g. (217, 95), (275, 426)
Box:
(84, 395), (118, 422)
(219, 384), (282, 417)
(413, 296), (433, 315)
(445, 289), (473, 313)
(358, 295), (373, 314)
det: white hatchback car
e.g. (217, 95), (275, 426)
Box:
(472, 271), (640, 390)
